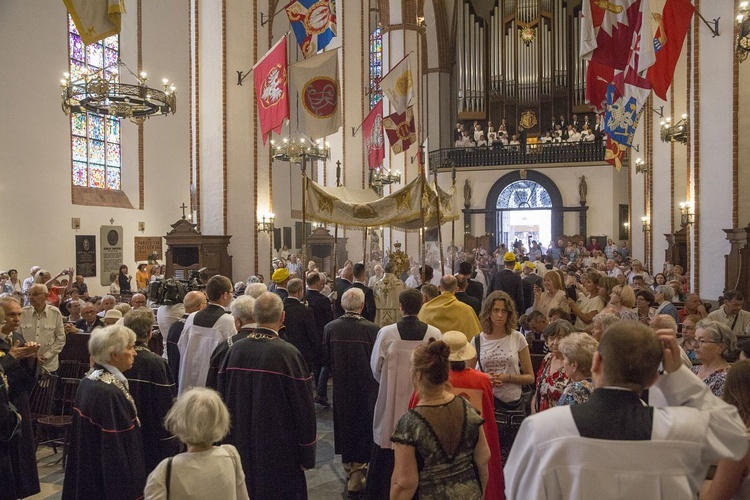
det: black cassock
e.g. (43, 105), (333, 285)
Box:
(0, 331), (40, 499)
(205, 327), (254, 389)
(217, 329), (316, 500)
(0, 367), (22, 500)
(324, 314), (380, 463)
(63, 366), (146, 500)
(125, 344), (180, 474)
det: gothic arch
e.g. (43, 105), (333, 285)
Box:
(484, 170), (564, 244)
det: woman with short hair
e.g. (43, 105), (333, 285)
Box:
(635, 289), (656, 326)
(654, 285), (680, 323)
(557, 333), (599, 406)
(532, 271), (569, 318)
(692, 320), (737, 397)
(63, 325), (146, 500)
(144, 387), (249, 499)
(533, 320), (575, 413)
(603, 285), (638, 321)
(590, 312), (620, 342)
(390, 340), (491, 500)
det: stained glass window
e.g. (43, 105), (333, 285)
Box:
(68, 15), (121, 190)
(369, 27), (382, 109)
(497, 180), (552, 209)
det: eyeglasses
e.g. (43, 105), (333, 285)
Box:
(693, 339), (719, 346)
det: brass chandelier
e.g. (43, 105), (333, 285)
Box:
(61, 60), (176, 124)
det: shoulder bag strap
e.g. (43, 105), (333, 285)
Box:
(475, 333), (483, 372)
(166, 456), (173, 499)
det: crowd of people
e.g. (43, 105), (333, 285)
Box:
(1, 244), (750, 499)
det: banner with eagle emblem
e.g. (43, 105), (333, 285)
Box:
(362, 100), (385, 169)
(254, 35), (290, 145)
(285, 0), (337, 59)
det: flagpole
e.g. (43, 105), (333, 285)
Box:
(301, 153), (308, 299)
(451, 164), (457, 274)
(333, 161), (341, 283)
(419, 164), (427, 284)
(426, 144), (445, 277)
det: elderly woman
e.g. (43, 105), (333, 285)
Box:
(591, 312), (620, 342)
(603, 284), (638, 321)
(62, 325), (146, 499)
(144, 387), (249, 500)
(691, 320), (737, 397)
(654, 285), (680, 323)
(635, 289), (656, 325)
(533, 319), (575, 413)
(679, 314), (701, 362)
(568, 272), (606, 331)
(628, 260), (652, 286)
(391, 340), (491, 500)
(471, 291), (535, 461)
(533, 271), (569, 318)
(701, 360), (750, 500)
(557, 333), (599, 406)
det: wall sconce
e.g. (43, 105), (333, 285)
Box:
(257, 213), (275, 233)
(679, 201), (694, 226)
(634, 158), (648, 174)
(641, 216), (651, 232)
(660, 114), (688, 144)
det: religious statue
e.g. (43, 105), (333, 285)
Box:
(579, 175), (588, 205)
(463, 179), (472, 208)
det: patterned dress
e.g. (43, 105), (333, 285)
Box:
(535, 353), (569, 412)
(557, 379), (594, 406)
(691, 366), (728, 397)
(391, 396), (485, 500)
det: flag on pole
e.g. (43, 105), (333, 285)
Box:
(290, 49), (341, 140)
(254, 35), (290, 145)
(383, 106), (417, 155)
(285, 0), (337, 59)
(362, 100), (385, 169)
(580, 0), (642, 71)
(645, 0), (694, 100)
(379, 55), (414, 114)
(64, 0), (126, 45)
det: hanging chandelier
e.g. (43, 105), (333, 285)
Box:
(370, 166), (401, 187)
(270, 132), (330, 163)
(61, 59), (176, 124)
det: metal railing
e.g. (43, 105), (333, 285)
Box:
(429, 141), (607, 169)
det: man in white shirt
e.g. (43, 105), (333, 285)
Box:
(505, 322), (748, 499)
(20, 284), (66, 373)
(177, 275), (236, 394)
(606, 259), (623, 278)
(707, 289), (750, 336)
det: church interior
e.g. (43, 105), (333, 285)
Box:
(3, 0), (750, 498)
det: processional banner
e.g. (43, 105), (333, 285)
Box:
(64, 0), (126, 45)
(290, 49), (341, 140)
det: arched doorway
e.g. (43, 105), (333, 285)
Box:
(485, 170), (563, 250)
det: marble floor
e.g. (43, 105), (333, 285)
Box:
(28, 402), (349, 499)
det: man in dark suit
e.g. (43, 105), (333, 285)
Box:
(455, 275), (481, 315)
(73, 302), (104, 333)
(415, 265), (433, 292)
(0, 296), (41, 499)
(334, 265), (353, 318)
(305, 271), (334, 407)
(282, 278), (319, 378)
(458, 261), (484, 303)
(489, 252), (525, 313)
(521, 261), (542, 313)
(351, 263), (376, 322)
(505, 322), (749, 499)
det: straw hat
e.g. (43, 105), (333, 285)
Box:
(443, 331), (477, 362)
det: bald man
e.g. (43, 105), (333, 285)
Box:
(166, 290), (207, 382)
(417, 274), (481, 341)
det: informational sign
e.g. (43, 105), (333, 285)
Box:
(100, 226), (123, 286)
(134, 237), (163, 262)
(75, 235), (97, 277)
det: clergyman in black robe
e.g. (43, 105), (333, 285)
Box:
(0, 297), (40, 499)
(324, 288), (380, 496)
(217, 292), (316, 500)
(0, 364), (22, 500)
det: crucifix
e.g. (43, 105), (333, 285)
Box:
(110, 218), (115, 225)
(180, 203), (188, 219)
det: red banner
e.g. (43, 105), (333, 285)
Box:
(646, 0), (694, 100)
(254, 36), (289, 145)
(383, 106), (416, 155)
(362, 100), (384, 169)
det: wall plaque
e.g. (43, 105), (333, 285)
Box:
(75, 235), (96, 277)
(100, 226), (123, 286)
(135, 237), (163, 262)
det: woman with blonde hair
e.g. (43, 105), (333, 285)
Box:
(532, 271), (569, 318)
(557, 333), (599, 406)
(603, 284), (638, 321)
(144, 387), (248, 499)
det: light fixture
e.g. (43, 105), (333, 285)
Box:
(641, 216), (651, 232)
(270, 132), (330, 163)
(61, 59), (176, 125)
(257, 213), (275, 233)
(738, 1), (750, 62)
(679, 201), (694, 226)
(659, 114), (688, 144)
(371, 166), (401, 187)
(634, 158), (648, 174)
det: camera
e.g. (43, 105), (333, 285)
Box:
(148, 267), (207, 305)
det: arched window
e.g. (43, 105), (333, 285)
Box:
(369, 26), (382, 109)
(68, 15), (122, 190)
(497, 180), (552, 209)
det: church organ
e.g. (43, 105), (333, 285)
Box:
(456, 0), (588, 134)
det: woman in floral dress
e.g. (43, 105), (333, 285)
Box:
(692, 320), (736, 397)
(533, 319), (574, 413)
(557, 333), (599, 406)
